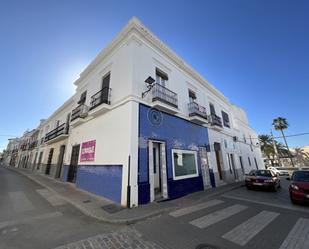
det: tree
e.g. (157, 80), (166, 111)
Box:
(259, 135), (275, 166)
(272, 117), (295, 167)
(294, 148), (309, 166)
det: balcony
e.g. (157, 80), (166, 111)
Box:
(29, 141), (38, 150)
(89, 87), (112, 117)
(188, 102), (208, 125)
(209, 114), (223, 131)
(151, 83), (178, 114)
(71, 104), (89, 127)
(44, 123), (69, 144)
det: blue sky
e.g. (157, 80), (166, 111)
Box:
(0, 0), (308, 151)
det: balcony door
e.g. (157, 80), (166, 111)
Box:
(101, 73), (110, 104)
(67, 145), (80, 183)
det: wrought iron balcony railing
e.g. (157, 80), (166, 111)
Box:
(90, 87), (111, 110)
(210, 114), (223, 127)
(71, 104), (88, 122)
(44, 123), (67, 142)
(152, 83), (178, 108)
(188, 102), (207, 119)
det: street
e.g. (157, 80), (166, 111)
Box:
(1, 166), (309, 249)
(134, 178), (309, 249)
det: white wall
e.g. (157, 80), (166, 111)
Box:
(65, 101), (139, 207)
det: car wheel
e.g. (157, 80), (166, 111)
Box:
(272, 186), (277, 192)
(290, 197), (297, 205)
(246, 186), (252, 190)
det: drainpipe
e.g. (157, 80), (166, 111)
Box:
(127, 155), (131, 208)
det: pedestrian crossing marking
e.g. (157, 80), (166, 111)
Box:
(9, 191), (34, 213)
(279, 218), (309, 249)
(169, 199), (224, 217)
(189, 204), (247, 229)
(222, 210), (279, 246)
(36, 189), (66, 206)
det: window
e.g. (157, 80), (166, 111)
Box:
(222, 111), (230, 128)
(188, 90), (196, 103)
(254, 157), (258, 169)
(78, 91), (87, 104)
(156, 68), (168, 87)
(172, 149), (198, 180)
(209, 103), (216, 115)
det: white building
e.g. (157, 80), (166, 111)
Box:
(3, 17), (264, 208)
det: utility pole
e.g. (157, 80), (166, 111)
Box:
(270, 129), (281, 166)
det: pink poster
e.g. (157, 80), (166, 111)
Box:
(80, 140), (96, 162)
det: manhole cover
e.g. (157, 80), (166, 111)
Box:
(196, 244), (219, 249)
(101, 204), (123, 214)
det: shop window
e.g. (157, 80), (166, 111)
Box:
(172, 149), (198, 180)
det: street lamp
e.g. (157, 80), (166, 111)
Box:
(142, 76), (155, 98)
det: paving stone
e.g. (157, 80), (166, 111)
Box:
(53, 228), (166, 249)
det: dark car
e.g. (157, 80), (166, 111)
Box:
(288, 170), (309, 204)
(245, 169), (281, 191)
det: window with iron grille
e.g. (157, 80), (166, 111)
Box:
(222, 111), (230, 128)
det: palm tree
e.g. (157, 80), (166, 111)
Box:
(272, 117), (295, 167)
(259, 135), (275, 166)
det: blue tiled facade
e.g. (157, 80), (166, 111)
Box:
(75, 165), (123, 203)
(63, 164), (122, 203)
(138, 104), (209, 204)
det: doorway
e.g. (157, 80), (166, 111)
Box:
(37, 151), (43, 170)
(230, 154), (238, 180)
(214, 142), (223, 180)
(148, 140), (168, 202)
(55, 145), (65, 179)
(67, 145), (80, 183)
(45, 148), (54, 175)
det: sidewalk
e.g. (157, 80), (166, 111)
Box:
(7, 166), (243, 224)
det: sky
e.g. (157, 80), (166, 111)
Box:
(0, 0), (308, 151)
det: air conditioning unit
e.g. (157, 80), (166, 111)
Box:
(80, 105), (89, 118)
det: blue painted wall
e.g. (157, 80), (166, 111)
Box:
(62, 164), (69, 182)
(138, 104), (209, 204)
(75, 165), (122, 203)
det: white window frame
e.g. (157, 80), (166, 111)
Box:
(172, 149), (199, 180)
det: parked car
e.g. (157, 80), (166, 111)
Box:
(287, 170), (309, 205)
(245, 169), (281, 191)
(267, 166), (289, 176)
(267, 166), (280, 175)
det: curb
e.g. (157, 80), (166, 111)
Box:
(6, 167), (174, 225)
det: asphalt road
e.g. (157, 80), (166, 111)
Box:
(0, 167), (124, 249)
(134, 178), (309, 249)
(2, 165), (309, 249)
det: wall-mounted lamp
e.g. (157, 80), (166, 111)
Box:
(142, 76), (155, 98)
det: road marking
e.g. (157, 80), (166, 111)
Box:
(222, 210), (279, 246)
(9, 191), (34, 212)
(169, 199), (224, 217)
(279, 218), (309, 249)
(222, 194), (309, 214)
(36, 189), (66, 206)
(189, 204), (247, 229)
(0, 211), (63, 230)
